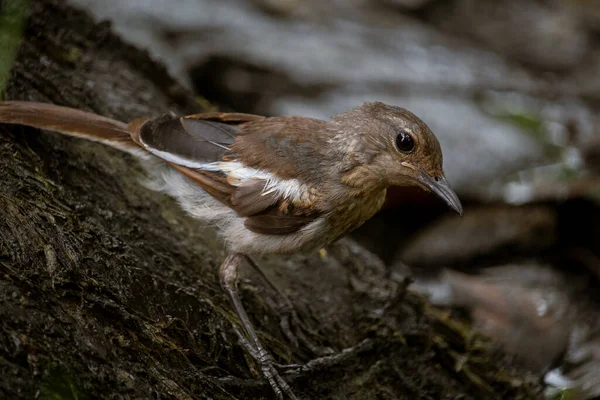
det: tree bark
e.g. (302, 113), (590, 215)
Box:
(0, 1), (543, 399)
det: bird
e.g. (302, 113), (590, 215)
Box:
(0, 100), (462, 399)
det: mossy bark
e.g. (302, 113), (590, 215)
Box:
(0, 1), (543, 399)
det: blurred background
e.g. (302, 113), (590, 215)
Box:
(62, 0), (600, 398)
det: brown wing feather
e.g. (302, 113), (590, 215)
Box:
(229, 180), (280, 217)
(244, 213), (319, 235)
(184, 112), (265, 124)
(176, 165), (321, 235)
(135, 111), (322, 235)
(132, 114), (237, 164)
(238, 188), (321, 235)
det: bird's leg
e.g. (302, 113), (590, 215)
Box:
(219, 253), (298, 400)
(244, 255), (330, 356)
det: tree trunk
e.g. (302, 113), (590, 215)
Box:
(0, 1), (542, 399)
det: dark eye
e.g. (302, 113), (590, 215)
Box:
(395, 130), (415, 153)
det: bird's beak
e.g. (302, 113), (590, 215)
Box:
(417, 171), (463, 215)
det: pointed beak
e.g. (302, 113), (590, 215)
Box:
(417, 171), (463, 215)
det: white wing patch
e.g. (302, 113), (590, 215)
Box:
(136, 129), (309, 204)
(139, 144), (214, 169)
(200, 161), (307, 203)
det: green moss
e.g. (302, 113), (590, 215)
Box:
(501, 112), (544, 137)
(549, 388), (575, 400)
(61, 46), (83, 64)
(194, 96), (218, 112)
(0, 0), (29, 99)
(39, 365), (87, 400)
(477, 93), (563, 160)
(496, 111), (562, 158)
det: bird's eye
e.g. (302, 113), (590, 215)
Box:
(395, 130), (415, 153)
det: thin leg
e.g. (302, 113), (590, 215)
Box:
(219, 253), (299, 400)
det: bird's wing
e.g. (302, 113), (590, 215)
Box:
(132, 113), (323, 235)
(131, 113), (253, 167)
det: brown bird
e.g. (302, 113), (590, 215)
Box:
(0, 100), (462, 399)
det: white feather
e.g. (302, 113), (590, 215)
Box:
(199, 161), (307, 204)
(136, 142), (308, 204)
(141, 147), (211, 169)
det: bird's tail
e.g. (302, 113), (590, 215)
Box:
(0, 101), (138, 153)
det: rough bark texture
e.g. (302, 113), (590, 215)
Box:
(0, 1), (543, 399)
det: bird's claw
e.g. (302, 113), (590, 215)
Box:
(233, 326), (299, 399)
(262, 360), (298, 400)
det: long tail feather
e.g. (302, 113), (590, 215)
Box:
(0, 101), (138, 152)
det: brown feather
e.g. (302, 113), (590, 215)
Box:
(133, 114), (237, 164)
(0, 101), (136, 150)
(229, 180), (281, 217)
(184, 112), (265, 124)
(244, 213), (318, 235)
(231, 117), (329, 181)
(132, 111), (326, 235)
(173, 163), (322, 235)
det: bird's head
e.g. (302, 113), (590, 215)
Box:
(331, 101), (462, 215)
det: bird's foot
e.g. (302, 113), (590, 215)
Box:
(233, 326), (299, 400)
